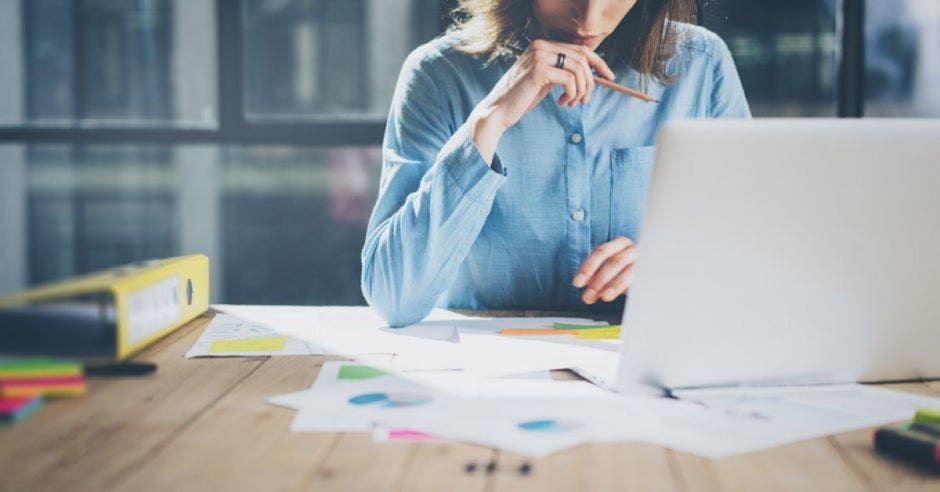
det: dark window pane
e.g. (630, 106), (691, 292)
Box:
(700, 0), (839, 116)
(865, 0), (940, 117)
(0, 0), (216, 127)
(242, 0), (440, 121)
(219, 146), (380, 304)
(25, 144), (177, 283)
(3, 143), (380, 305)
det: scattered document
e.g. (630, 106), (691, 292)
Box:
(271, 361), (655, 456)
(189, 306), (616, 378)
(188, 306), (940, 459)
(268, 361), (940, 458)
(376, 391), (671, 457)
(185, 313), (323, 358)
(664, 384), (940, 458)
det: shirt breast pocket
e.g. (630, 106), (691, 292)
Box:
(609, 146), (656, 242)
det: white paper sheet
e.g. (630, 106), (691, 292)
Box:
(190, 306), (615, 379)
(385, 331), (621, 378)
(271, 361), (694, 456)
(269, 362), (940, 458)
(377, 396), (641, 457)
(186, 306), (467, 358)
(270, 360), (632, 454)
(268, 363), (571, 411)
(664, 384), (940, 458)
(185, 313), (323, 358)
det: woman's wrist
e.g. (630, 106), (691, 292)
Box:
(468, 105), (508, 166)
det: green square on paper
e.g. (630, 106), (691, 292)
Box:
(337, 365), (389, 380)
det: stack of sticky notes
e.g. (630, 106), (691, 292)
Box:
(0, 395), (44, 423)
(0, 358), (87, 423)
(500, 323), (622, 340)
(873, 407), (940, 470)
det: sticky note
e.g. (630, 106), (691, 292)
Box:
(0, 358), (82, 378)
(500, 326), (621, 339)
(0, 375), (87, 398)
(914, 408), (940, 425)
(337, 365), (389, 380)
(0, 395), (44, 424)
(573, 327), (621, 340)
(552, 323), (612, 330)
(386, 428), (436, 441)
(208, 336), (288, 353)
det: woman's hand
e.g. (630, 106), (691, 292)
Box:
(572, 236), (637, 305)
(468, 39), (616, 164)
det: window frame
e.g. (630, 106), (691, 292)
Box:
(0, 0), (867, 147)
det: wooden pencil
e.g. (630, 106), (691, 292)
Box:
(593, 76), (659, 103)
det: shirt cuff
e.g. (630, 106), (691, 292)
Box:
(439, 123), (508, 197)
(490, 154), (507, 176)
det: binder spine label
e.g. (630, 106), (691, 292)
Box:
(126, 275), (182, 346)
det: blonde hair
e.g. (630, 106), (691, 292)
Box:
(448, 0), (697, 83)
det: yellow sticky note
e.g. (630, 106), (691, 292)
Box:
(574, 328), (621, 340)
(209, 336), (288, 353)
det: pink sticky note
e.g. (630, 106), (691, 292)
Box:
(386, 428), (438, 442)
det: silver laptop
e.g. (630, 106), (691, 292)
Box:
(618, 119), (940, 391)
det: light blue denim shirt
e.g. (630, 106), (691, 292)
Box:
(362, 23), (750, 326)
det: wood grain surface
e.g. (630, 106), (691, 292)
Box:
(2, 311), (938, 491)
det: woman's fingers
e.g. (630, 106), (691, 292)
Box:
(596, 264), (636, 303)
(580, 246), (637, 304)
(543, 64), (578, 107)
(569, 43), (616, 81)
(538, 49), (588, 106)
(572, 236), (634, 288)
(554, 43), (615, 104)
(546, 41), (615, 80)
(530, 40), (603, 106)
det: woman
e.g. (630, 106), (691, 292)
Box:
(362, 0), (749, 326)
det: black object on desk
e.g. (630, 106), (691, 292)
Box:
(874, 426), (940, 470)
(85, 362), (157, 377)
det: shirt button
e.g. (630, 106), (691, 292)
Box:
(571, 209), (585, 221)
(569, 132), (582, 144)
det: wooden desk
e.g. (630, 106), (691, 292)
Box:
(2, 310), (939, 491)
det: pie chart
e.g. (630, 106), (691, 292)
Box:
(517, 419), (582, 432)
(348, 391), (433, 408)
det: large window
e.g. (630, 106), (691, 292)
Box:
(0, 0), (439, 304)
(700, 0), (839, 116)
(8, 0), (216, 127)
(700, 0), (940, 118)
(8, 143), (380, 305)
(864, 0), (940, 117)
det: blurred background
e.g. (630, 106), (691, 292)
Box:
(0, 0), (937, 304)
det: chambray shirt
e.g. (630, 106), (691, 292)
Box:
(362, 23), (750, 326)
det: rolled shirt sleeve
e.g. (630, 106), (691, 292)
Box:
(361, 49), (507, 327)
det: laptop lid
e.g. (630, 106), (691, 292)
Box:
(618, 119), (940, 391)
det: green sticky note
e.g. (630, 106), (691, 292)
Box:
(552, 323), (612, 330)
(208, 336), (287, 353)
(0, 358), (82, 378)
(914, 408), (940, 425)
(337, 365), (389, 380)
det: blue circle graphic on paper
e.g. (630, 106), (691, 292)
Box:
(517, 419), (582, 432)
(348, 392), (433, 408)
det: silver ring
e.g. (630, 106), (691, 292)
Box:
(555, 52), (566, 69)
